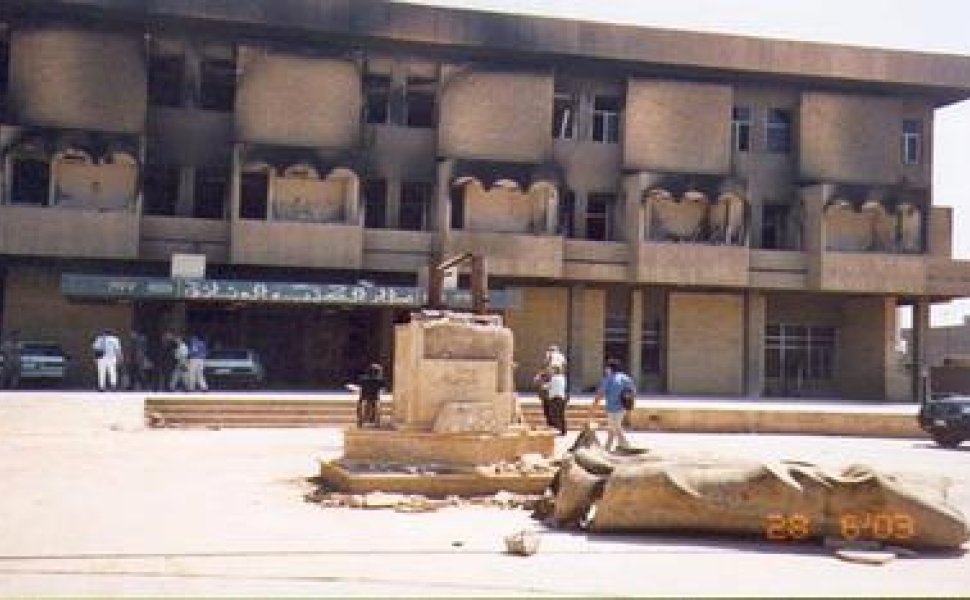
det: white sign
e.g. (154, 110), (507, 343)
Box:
(171, 253), (206, 279)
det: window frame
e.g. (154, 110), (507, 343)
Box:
(553, 92), (577, 140)
(732, 106), (752, 152)
(765, 108), (792, 154)
(902, 119), (922, 165)
(592, 95), (621, 144)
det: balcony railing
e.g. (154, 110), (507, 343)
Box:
(0, 205), (139, 259)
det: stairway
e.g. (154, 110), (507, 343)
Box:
(144, 396), (606, 429)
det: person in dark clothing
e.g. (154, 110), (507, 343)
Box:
(157, 332), (179, 392)
(0, 330), (21, 390)
(127, 330), (151, 391)
(347, 363), (386, 428)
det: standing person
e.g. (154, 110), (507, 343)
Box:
(347, 363), (386, 428)
(545, 344), (567, 371)
(158, 332), (178, 392)
(127, 330), (151, 391)
(186, 334), (209, 392)
(0, 330), (22, 390)
(533, 367), (553, 429)
(591, 358), (636, 451)
(170, 335), (190, 392)
(92, 329), (122, 392)
(547, 364), (568, 436)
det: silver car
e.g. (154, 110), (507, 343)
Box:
(203, 349), (266, 389)
(10, 342), (69, 385)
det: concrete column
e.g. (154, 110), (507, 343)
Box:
(745, 291), (767, 397)
(567, 283), (585, 393)
(229, 144), (242, 221)
(913, 299), (930, 403)
(345, 173), (361, 225)
(387, 177), (402, 229)
(802, 183), (829, 288)
(623, 174), (646, 281)
(627, 287), (643, 383)
(434, 159), (454, 253)
(176, 166), (194, 217)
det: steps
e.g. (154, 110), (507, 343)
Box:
(144, 396), (605, 429)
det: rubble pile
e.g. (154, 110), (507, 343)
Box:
(306, 489), (543, 512)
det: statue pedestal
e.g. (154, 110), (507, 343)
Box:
(344, 427), (555, 467)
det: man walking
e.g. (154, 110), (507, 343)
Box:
(591, 358), (636, 451)
(0, 330), (22, 390)
(186, 334), (208, 392)
(127, 330), (151, 391)
(92, 330), (122, 392)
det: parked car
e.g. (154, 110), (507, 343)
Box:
(0, 341), (70, 387)
(203, 349), (266, 389)
(918, 394), (970, 448)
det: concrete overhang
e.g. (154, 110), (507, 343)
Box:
(3, 0), (970, 105)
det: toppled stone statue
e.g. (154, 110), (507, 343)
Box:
(538, 427), (969, 549)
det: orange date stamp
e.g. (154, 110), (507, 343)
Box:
(764, 512), (916, 541)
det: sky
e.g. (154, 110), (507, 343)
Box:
(403, 0), (970, 326)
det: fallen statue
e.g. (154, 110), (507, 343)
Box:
(538, 427), (969, 549)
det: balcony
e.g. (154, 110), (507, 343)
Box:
(140, 216), (230, 263)
(362, 229), (435, 272)
(813, 252), (927, 294)
(445, 231), (563, 278)
(749, 250), (809, 290)
(638, 242), (749, 287)
(563, 240), (629, 281)
(231, 220), (363, 269)
(0, 205), (139, 259)
(928, 259), (970, 297)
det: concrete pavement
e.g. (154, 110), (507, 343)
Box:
(0, 394), (967, 596)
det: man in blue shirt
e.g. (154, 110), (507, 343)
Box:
(592, 358), (636, 451)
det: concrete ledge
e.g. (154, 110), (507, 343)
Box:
(318, 460), (552, 496)
(344, 428), (556, 465)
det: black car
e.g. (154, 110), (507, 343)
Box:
(919, 394), (970, 448)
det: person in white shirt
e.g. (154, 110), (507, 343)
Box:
(547, 365), (568, 435)
(545, 344), (567, 370)
(92, 330), (123, 392)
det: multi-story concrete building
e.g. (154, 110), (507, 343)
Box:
(1, 0), (969, 398)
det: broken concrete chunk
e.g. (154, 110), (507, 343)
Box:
(504, 529), (540, 556)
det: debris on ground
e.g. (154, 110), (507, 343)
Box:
(504, 529), (540, 556)
(306, 489), (543, 512)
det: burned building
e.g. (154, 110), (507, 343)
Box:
(1, 0), (969, 397)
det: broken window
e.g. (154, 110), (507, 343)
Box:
(641, 318), (662, 376)
(364, 74), (391, 125)
(148, 54), (184, 108)
(193, 167), (228, 219)
(559, 190), (576, 237)
(401, 181), (432, 231)
(761, 204), (793, 250)
(0, 26), (9, 102)
(239, 171), (268, 220)
(404, 76), (436, 128)
(363, 179), (388, 229)
(902, 119), (922, 165)
(553, 93), (576, 140)
(732, 106), (752, 152)
(199, 58), (235, 112)
(586, 192), (615, 241)
(10, 158), (50, 206)
(766, 108), (792, 153)
(142, 164), (180, 216)
(592, 95), (621, 143)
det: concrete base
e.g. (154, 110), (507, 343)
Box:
(318, 459), (553, 496)
(343, 427), (556, 466)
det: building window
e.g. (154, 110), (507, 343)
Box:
(239, 171), (268, 220)
(401, 181), (432, 231)
(0, 27), (9, 100)
(902, 119), (922, 165)
(404, 76), (436, 128)
(148, 54), (184, 108)
(10, 158), (50, 206)
(641, 318), (662, 376)
(586, 192), (615, 241)
(198, 58), (235, 112)
(765, 325), (836, 389)
(766, 108), (791, 153)
(761, 204), (794, 250)
(592, 95), (621, 143)
(364, 74), (391, 125)
(604, 288), (630, 370)
(363, 180), (387, 229)
(143, 164), (180, 216)
(193, 167), (228, 219)
(552, 93), (576, 140)
(732, 106), (752, 152)
(559, 190), (576, 237)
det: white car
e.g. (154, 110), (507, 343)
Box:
(1, 342), (70, 387)
(203, 349), (266, 389)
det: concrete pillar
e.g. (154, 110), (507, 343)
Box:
(802, 184), (829, 288)
(567, 283), (585, 393)
(229, 144), (242, 220)
(913, 299), (930, 403)
(387, 177), (402, 229)
(745, 291), (767, 397)
(176, 166), (194, 217)
(344, 173), (361, 225)
(627, 287), (643, 383)
(623, 174), (647, 281)
(434, 159), (454, 250)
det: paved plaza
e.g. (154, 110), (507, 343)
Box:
(0, 393), (968, 597)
